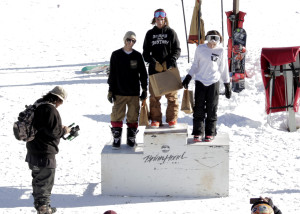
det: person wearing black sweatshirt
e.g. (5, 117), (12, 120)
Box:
(25, 86), (71, 214)
(107, 31), (148, 149)
(143, 8), (181, 128)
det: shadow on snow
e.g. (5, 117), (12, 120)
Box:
(0, 185), (217, 208)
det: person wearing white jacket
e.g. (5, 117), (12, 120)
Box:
(182, 30), (231, 142)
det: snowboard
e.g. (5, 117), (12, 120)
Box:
(81, 64), (110, 74)
(231, 28), (247, 92)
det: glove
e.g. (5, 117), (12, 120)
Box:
(166, 57), (176, 69)
(139, 89), (147, 101)
(266, 198), (274, 208)
(224, 83), (231, 99)
(162, 61), (167, 71)
(182, 74), (192, 89)
(149, 57), (156, 65)
(265, 198), (281, 214)
(107, 91), (115, 103)
(155, 61), (164, 72)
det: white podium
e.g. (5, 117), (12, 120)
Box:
(101, 123), (229, 197)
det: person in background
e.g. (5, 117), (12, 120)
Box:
(108, 31), (148, 149)
(143, 8), (181, 128)
(25, 86), (71, 214)
(182, 30), (231, 142)
(103, 210), (117, 214)
(251, 197), (282, 214)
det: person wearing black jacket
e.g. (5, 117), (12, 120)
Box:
(251, 197), (282, 214)
(107, 31), (148, 149)
(143, 8), (181, 128)
(25, 86), (70, 214)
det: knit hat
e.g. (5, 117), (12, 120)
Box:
(103, 210), (117, 214)
(123, 31), (136, 43)
(49, 86), (67, 101)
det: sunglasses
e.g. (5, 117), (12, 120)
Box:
(206, 35), (220, 42)
(126, 38), (136, 43)
(154, 11), (166, 18)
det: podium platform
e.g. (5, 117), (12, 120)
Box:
(101, 123), (229, 197)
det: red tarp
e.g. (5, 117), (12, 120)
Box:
(226, 11), (246, 71)
(261, 46), (300, 114)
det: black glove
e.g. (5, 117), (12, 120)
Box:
(182, 74), (192, 89)
(224, 83), (231, 99)
(266, 198), (282, 214)
(149, 57), (156, 65)
(266, 198), (274, 208)
(139, 89), (147, 101)
(166, 57), (176, 69)
(107, 91), (115, 103)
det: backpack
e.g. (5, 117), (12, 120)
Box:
(13, 101), (49, 142)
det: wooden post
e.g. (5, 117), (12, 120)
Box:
(233, 0), (239, 14)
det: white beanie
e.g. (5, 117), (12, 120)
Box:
(123, 31), (136, 43)
(49, 86), (68, 101)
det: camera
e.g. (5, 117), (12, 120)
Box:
(63, 123), (80, 141)
(250, 198), (263, 204)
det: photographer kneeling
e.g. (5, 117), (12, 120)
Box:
(251, 196), (282, 214)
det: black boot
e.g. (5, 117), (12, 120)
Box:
(111, 127), (122, 149)
(127, 128), (139, 147)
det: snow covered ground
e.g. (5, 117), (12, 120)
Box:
(0, 0), (300, 213)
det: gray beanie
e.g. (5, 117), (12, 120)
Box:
(49, 86), (67, 101)
(123, 31), (136, 43)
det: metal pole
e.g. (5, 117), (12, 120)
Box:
(181, 0), (190, 63)
(198, 2), (201, 45)
(233, 0), (239, 15)
(221, 0), (224, 47)
(284, 65), (297, 132)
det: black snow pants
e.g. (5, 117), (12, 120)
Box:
(29, 164), (55, 209)
(192, 80), (219, 136)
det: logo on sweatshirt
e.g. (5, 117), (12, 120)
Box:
(152, 34), (170, 46)
(130, 60), (138, 69)
(211, 53), (219, 62)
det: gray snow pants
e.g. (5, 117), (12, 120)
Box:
(29, 164), (55, 209)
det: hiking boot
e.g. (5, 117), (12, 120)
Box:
(127, 127), (139, 147)
(168, 120), (177, 128)
(151, 121), (160, 128)
(204, 136), (214, 142)
(37, 205), (57, 214)
(193, 135), (203, 142)
(111, 127), (122, 149)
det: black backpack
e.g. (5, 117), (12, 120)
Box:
(13, 101), (49, 142)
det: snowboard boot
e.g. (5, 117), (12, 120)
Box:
(127, 127), (139, 147)
(193, 135), (203, 142)
(111, 127), (122, 149)
(204, 136), (214, 142)
(37, 205), (57, 214)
